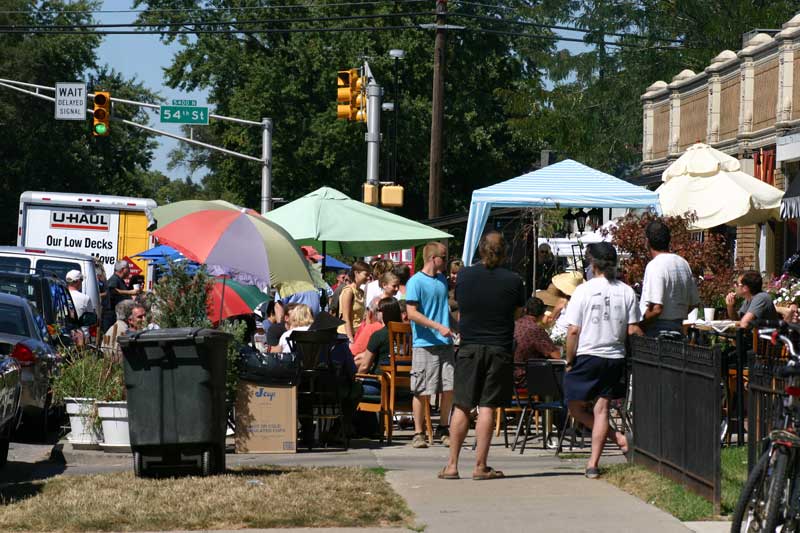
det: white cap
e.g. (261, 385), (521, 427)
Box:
(65, 270), (83, 282)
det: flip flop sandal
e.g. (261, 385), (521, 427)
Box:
(585, 467), (600, 479)
(472, 467), (504, 480)
(437, 467), (460, 480)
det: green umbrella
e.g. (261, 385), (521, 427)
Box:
(151, 200), (313, 285)
(263, 187), (452, 257)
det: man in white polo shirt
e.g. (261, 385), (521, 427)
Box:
(66, 269), (94, 318)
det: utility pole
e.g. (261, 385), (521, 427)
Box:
(428, 0), (447, 219)
(261, 118), (273, 215)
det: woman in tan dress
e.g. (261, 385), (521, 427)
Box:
(338, 261), (370, 342)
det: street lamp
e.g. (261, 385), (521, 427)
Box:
(562, 209), (576, 236)
(575, 209), (588, 234)
(388, 49), (405, 183)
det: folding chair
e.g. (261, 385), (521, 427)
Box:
(381, 321), (433, 445)
(512, 359), (567, 454)
(288, 329), (349, 450)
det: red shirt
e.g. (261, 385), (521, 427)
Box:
(513, 315), (560, 385)
(350, 321), (384, 356)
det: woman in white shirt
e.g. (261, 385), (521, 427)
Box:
(274, 304), (314, 353)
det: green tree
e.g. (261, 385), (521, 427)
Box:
(0, 1), (159, 244)
(134, 0), (560, 218)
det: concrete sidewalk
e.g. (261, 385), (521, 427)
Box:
(49, 436), (730, 532)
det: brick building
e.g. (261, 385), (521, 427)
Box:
(638, 14), (800, 276)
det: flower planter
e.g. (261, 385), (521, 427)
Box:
(65, 397), (102, 450)
(96, 401), (130, 453)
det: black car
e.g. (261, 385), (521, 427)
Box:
(0, 292), (58, 441)
(0, 269), (81, 347)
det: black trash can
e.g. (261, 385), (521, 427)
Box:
(118, 328), (231, 477)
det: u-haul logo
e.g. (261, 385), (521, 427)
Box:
(50, 211), (110, 231)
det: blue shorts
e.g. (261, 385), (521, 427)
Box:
(564, 355), (626, 403)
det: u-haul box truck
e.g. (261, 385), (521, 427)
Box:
(17, 191), (157, 285)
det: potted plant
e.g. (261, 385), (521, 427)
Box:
(51, 348), (106, 449)
(95, 361), (129, 452)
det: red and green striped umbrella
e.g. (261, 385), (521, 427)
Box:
(208, 278), (270, 324)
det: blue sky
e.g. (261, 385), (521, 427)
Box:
(96, 1), (210, 179)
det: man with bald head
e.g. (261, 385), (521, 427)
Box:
(439, 231), (525, 480)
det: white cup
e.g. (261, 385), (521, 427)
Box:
(133, 284), (141, 291)
(703, 308), (715, 322)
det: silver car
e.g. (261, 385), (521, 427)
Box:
(0, 292), (55, 442)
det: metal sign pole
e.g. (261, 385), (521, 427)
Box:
(261, 117), (273, 214)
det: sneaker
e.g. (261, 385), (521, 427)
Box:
(411, 433), (429, 448)
(435, 426), (451, 447)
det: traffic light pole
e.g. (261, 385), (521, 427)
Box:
(0, 78), (273, 210)
(261, 118), (273, 214)
(366, 79), (382, 185)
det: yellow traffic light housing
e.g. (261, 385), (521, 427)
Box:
(337, 68), (366, 121)
(362, 182), (378, 205)
(381, 185), (404, 208)
(337, 70), (352, 120)
(92, 91), (110, 136)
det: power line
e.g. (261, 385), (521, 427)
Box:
(467, 27), (684, 50)
(448, 12), (685, 44)
(0, 24), (425, 35)
(0, 11), (433, 30)
(0, 0), (431, 16)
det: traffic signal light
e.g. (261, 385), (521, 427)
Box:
(92, 91), (110, 136)
(336, 69), (365, 122)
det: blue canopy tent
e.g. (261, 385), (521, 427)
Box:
(461, 159), (661, 264)
(322, 255), (350, 270)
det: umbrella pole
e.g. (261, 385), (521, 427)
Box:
(322, 242), (327, 271)
(218, 277), (227, 325)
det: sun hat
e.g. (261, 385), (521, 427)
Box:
(535, 284), (562, 307)
(65, 270), (83, 282)
(551, 271), (584, 297)
(300, 246), (324, 262)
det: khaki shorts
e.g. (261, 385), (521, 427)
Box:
(411, 345), (455, 396)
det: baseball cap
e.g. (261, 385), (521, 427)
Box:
(65, 270), (83, 282)
(586, 242), (617, 263)
(114, 260), (129, 272)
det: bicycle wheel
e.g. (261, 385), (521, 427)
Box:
(731, 450), (771, 532)
(764, 446), (791, 532)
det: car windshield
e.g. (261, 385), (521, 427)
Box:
(0, 303), (29, 337)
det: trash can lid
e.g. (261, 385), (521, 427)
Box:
(118, 327), (232, 347)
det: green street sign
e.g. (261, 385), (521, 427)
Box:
(160, 105), (209, 125)
(171, 99), (197, 106)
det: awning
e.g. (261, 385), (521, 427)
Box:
(781, 176), (800, 219)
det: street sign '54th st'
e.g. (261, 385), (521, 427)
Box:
(159, 105), (209, 125)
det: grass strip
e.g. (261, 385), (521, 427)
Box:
(0, 465), (413, 532)
(600, 446), (749, 521)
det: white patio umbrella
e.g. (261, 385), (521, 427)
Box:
(657, 143), (784, 229)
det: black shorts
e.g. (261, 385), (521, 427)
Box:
(563, 355), (626, 403)
(453, 344), (513, 409)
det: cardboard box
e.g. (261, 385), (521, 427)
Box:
(235, 382), (297, 453)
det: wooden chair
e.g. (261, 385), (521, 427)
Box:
(355, 371), (390, 443)
(380, 321), (433, 445)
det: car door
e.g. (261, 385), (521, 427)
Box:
(0, 350), (20, 428)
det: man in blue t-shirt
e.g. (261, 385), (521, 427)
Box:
(406, 241), (454, 449)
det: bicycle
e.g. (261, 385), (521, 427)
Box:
(731, 320), (800, 532)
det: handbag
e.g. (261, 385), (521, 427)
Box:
(238, 346), (301, 385)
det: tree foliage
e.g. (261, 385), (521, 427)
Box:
(602, 212), (732, 301)
(133, 0), (563, 218)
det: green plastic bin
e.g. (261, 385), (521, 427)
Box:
(118, 328), (231, 477)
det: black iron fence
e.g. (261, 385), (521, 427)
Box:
(630, 336), (722, 513)
(747, 333), (787, 471)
